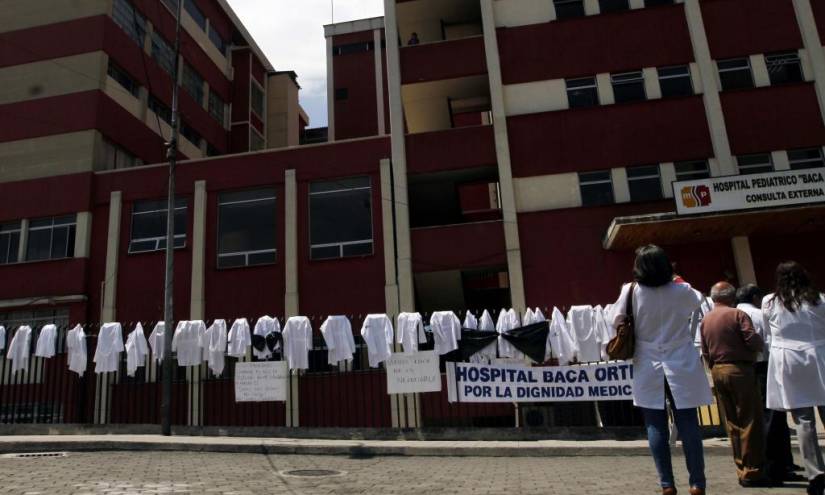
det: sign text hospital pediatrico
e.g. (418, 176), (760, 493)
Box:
(673, 169), (825, 215)
(446, 362), (633, 403)
(234, 361), (288, 402)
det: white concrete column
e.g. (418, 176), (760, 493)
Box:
(629, 0), (645, 9)
(750, 54), (771, 88)
(73, 211), (92, 258)
(584, 0), (600, 16)
(380, 159), (400, 316)
(284, 169), (300, 427)
(731, 236), (757, 285)
(383, 0), (415, 313)
(793, 0), (825, 128)
(374, 29), (386, 136)
(643, 67), (662, 100)
(101, 191), (122, 322)
(190, 180), (206, 319)
(799, 48), (814, 83)
(772, 150), (791, 171)
(17, 219), (28, 262)
(684, 0), (736, 175)
(326, 36), (336, 141)
(596, 73), (615, 105)
(660, 162), (677, 199)
(481, 0), (526, 313)
(611, 168), (631, 203)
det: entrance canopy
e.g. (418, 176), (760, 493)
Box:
(603, 204), (825, 250)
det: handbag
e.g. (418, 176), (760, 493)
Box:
(606, 283), (635, 360)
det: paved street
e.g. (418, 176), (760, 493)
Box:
(0, 450), (811, 494)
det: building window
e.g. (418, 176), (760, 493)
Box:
(579, 170), (614, 206)
(309, 177), (373, 260)
(208, 90), (225, 125)
(674, 160), (711, 181)
(112, 0), (146, 46)
(208, 28), (227, 55)
(736, 153), (773, 175)
(611, 71), (646, 103)
(0, 308), (69, 337)
(149, 95), (172, 124)
(627, 164), (662, 202)
(645, 0), (674, 5)
(250, 81), (265, 117)
(0, 221), (21, 265)
(184, 0), (206, 30)
(332, 42), (375, 56)
(658, 65), (693, 98)
(250, 129), (265, 151)
(554, 0), (585, 19)
(151, 31), (175, 75)
(766, 52), (804, 86)
(566, 77), (599, 108)
(129, 199), (187, 253)
(182, 63), (204, 105)
(788, 147), (825, 170)
(102, 138), (140, 170)
(599, 0), (629, 14)
(107, 61), (139, 98)
(25, 215), (76, 262)
(180, 121), (202, 147)
(334, 88), (349, 101)
(217, 189), (277, 268)
(718, 58), (754, 91)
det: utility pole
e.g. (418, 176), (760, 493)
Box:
(161, 0), (183, 437)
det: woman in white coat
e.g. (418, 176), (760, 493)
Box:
(610, 245), (712, 495)
(762, 261), (825, 495)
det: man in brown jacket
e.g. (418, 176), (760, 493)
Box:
(701, 281), (777, 487)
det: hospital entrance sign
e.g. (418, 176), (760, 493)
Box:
(674, 169), (825, 215)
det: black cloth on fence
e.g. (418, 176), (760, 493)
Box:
(251, 332), (282, 353)
(459, 321), (549, 364)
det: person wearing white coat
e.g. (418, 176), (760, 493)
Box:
(761, 262), (825, 495)
(609, 245), (710, 495)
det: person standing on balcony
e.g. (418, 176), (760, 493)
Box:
(407, 32), (420, 45)
(762, 261), (825, 495)
(609, 245), (711, 495)
(700, 282), (773, 487)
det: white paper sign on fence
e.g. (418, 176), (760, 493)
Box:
(385, 351), (442, 394)
(446, 361), (633, 403)
(234, 361), (288, 402)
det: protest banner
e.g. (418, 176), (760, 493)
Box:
(234, 361), (289, 402)
(446, 361), (633, 403)
(386, 351), (441, 394)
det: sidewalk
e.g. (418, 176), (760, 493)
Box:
(0, 433), (770, 457)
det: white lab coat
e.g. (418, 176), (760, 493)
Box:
(469, 310), (497, 363)
(227, 318), (251, 358)
(397, 312), (427, 353)
(0, 325), (5, 352)
(547, 307), (576, 365)
(609, 282), (711, 410)
(463, 312), (478, 330)
(94, 322), (124, 374)
(8, 325), (32, 373)
(201, 319), (227, 376)
(172, 320), (206, 367)
(125, 324), (149, 377)
(149, 322), (166, 363)
(567, 306), (602, 363)
(736, 302), (768, 362)
(320, 315), (355, 366)
(497, 308), (524, 360)
(282, 316), (313, 371)
(360, 314), (393, 368)
(253, 315), (281, 359)
(34, 324), (57, 358)
(429, 311), (462, 355)
(66, 324), (87, 376)
(762, 293), (825, 411)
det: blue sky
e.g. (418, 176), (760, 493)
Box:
(227, 0), (385, 129)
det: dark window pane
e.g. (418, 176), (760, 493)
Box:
(658, 66), (693, 98)
(208, 90), (225, 124)
(309, 177), (373, 260)
(599, 0), (629, 13)
(51, 226), (69, 259)
(182, 64), (204, 104)
(737, 154), (773, 175)
(674, 160), (710, 181)
(26, 229), (52, 261)
(149, 96), (172, 124)
(250, 130), (265, 151)
(566, 77), (599, 108)
(107, 61), (139, 97)
(554, 0), (585, 19)
(579, 171), (614, 207)
(112, 0), (147, 46)
(130, 199), (187, 253)
(332, 42), (374, 56)
(766, 52), (804, 85)
(627, 165), (662, 202)
(248, 251), (276, 266)
(218, 189), (276, 267)
(718, 58), (754, 91)
(208, 28), (226, 54)
(251, 83), (264, 116)
(645, 0), (673, 5)
(611, 72), (646, 103)
(217, 254), (246, 269)
(788, 148), (825, 170)
(151, 32), (175, 75)
(0, 227), (21, 264)
(184, 0), (206, 30)
(310, 246), (339, 260)
(342, 241), (373, 257)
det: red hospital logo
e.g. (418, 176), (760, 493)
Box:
(680, 185), (711, 208)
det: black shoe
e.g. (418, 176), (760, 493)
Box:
(739, 478), (784, 488)
(792, 463), (805, 472)
(782, 471), (806, 482)
(808, 474), (825, 495)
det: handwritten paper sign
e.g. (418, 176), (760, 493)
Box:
(234, 361), (288, 402)
(386, 351), (441, 394)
